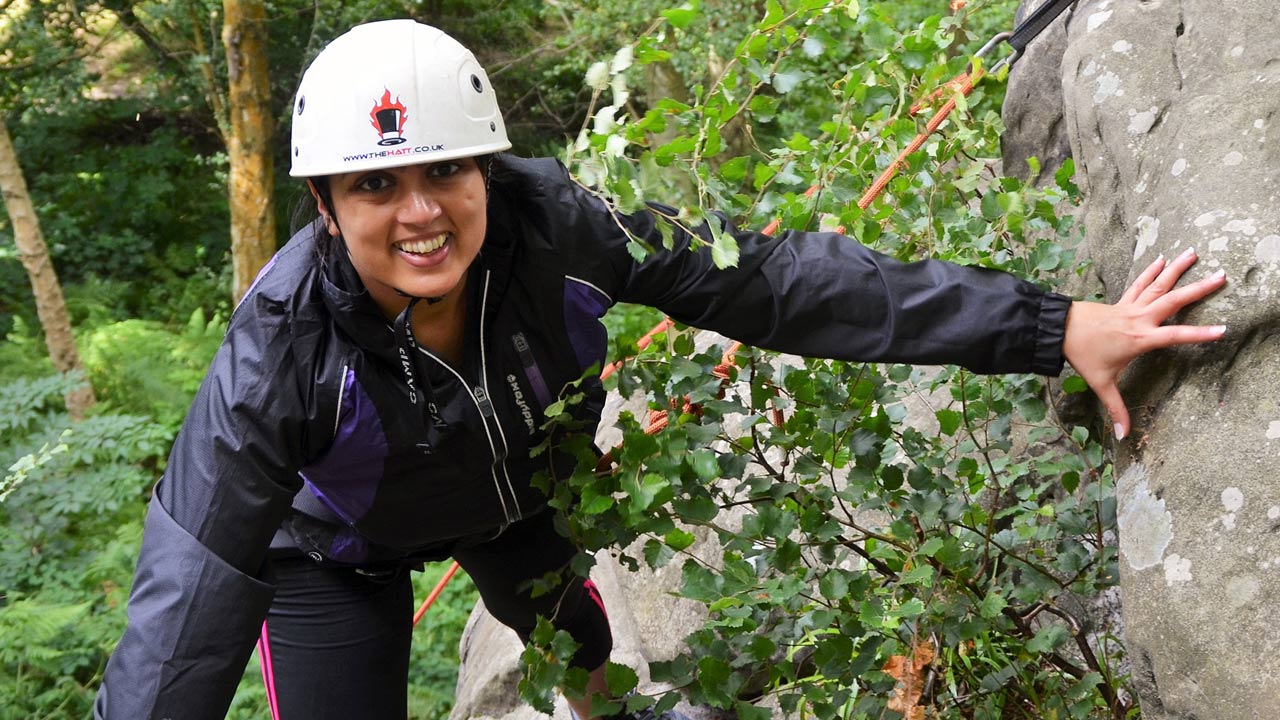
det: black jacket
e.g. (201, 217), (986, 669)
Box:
(95, 156), (1069, 718)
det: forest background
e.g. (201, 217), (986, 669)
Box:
(0, 1), (1129, 718)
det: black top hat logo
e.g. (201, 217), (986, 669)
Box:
(370, 89), (409, 146)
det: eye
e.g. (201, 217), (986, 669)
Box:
(426, 161), (462, 178)
(354, 173), (393, 192)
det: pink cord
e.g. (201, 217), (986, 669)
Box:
(583, 579), (608, 619)
(258, 621), (281, 720)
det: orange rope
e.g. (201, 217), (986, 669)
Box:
(413, 66), (984, 626)
(858, 70), (980, 210)
(413, 559), (460, 625)
(600, 317), (675, 381)
(760, 184), (822, 236)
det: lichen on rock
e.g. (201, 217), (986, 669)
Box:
(1116, 464), (1173, 571)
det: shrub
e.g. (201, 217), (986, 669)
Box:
(518, 1), (1127, 718)
(78, 308), (226, 431)
(0, 374), (169, 718)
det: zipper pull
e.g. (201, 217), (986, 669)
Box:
(473, 386), (495, 418)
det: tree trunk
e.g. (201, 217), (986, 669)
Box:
(222, 0), (275, 304)
(0, 119), (96, 419)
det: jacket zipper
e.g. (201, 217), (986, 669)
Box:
(476, 269), (522, 522)
(332, 362), (350, 442)
(414, 269), (521, 525)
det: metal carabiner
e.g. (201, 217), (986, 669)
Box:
(968, 30), (1020, 76)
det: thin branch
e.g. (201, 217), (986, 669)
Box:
(489, 35), (587, 78)
(837, 535), (899, 580)
(1036, 604), (1129, 719)
(106, 1), (184, 73)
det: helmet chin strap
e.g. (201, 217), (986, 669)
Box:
(396, 287), (446, 305)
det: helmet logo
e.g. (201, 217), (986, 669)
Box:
(370, 89), (409, 146)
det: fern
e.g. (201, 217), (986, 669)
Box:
(0, 597), (91, 665)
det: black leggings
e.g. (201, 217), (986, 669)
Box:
(259, 511), (612, 719)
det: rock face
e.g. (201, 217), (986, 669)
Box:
(1004, 1), (1280, 718)
(1001, 0), (1074, 182)
(449, 530), (715, 720)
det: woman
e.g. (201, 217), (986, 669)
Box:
(94, 19), (1226, 720)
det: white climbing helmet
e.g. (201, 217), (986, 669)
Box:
(289, 20), (511, 178)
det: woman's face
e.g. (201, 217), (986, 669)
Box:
(320, 158), (487, 317)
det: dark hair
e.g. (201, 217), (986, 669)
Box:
(288, 176), (337, 264)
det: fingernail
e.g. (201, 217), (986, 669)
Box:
(1212, 269), (1226, 280)
(1180, 246), (1196, 259)
(1114, 424), (1127, 440)
(1156, 253), (1165, 264)
(1213, 324), (1227, 336)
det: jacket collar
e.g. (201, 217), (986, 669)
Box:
(318, 231), (400, 362)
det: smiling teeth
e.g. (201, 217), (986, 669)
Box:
(396, 234), (448, 254)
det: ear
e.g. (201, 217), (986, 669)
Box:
(307, 180), (341, 237)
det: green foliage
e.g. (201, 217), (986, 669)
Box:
(0, 326), (259, 718)
(602, 302), (667, 364)
(407, 563), (481, 718)
(0, 322), (56, 393)
(79, 308), (227, 431)
(0, 596), (96, 716)
(564, 0), (1038, 265)
(0, 373), (168, 718)
(0, 93), (230, 335)
(520, 1), (1127, 718)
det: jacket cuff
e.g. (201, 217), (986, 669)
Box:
(95, 496), (276, 720)
(1031, 291), (1071, 376)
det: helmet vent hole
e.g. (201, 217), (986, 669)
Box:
(297, 96), (306, 115)
(490, 121), (496, 132)
(470, 74), (483, 93)
(294, 147), (299, 157)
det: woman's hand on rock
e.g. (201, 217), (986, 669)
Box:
(1062, 246), (1227, 441)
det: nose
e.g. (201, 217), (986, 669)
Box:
(397, 181), (442, 226)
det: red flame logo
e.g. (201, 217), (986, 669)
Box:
(369, 89), (409, 146)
